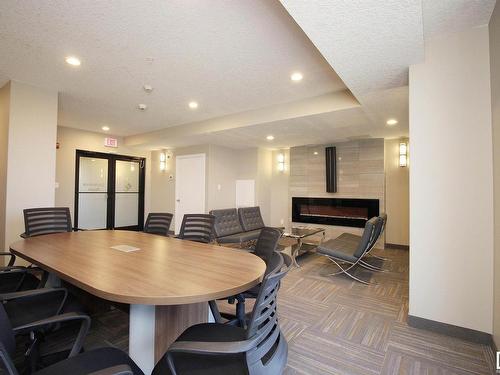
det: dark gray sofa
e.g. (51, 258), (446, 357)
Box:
(210, 207), (265, 246)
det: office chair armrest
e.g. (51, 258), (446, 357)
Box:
(0, 287), (68, 315)
(0, 252), (15, 266)
(88, 365), (133, 375)
(164, 337), (259, 375)
(13, 312), (91, 358)
(0, 265), (27, 272)
(167, 336), (258, 355)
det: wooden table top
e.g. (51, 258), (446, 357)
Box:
(10, 230), (266, 305)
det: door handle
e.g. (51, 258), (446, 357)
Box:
(176, 199), (180, 202)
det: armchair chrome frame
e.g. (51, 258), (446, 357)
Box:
(319, 217), (379, 285)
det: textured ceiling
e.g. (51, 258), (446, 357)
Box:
(0, 0), (346, 135)
(0, 0), (496, 150)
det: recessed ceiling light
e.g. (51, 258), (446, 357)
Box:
(188, 101), (198, 109)
(386, 119), (398, 126)
(102, 126), (110, 131)
(143, 84), (153, 93)
(65, 56), (81, 66)
(138, 104), (147, 111)
(266, 135), (274, 141)
(313, 151), (318, 155)
(290, 72), (303, 82)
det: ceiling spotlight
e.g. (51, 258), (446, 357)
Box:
(138, 104), (147, 111)
(386, 119), (398, 126)
(266, 135), (274, 141)
(290, 72), (303, 82)
(143, 84), (153, 93)
(65, 56), (81, 66)
(101, 126), (110, 131)
(188, 101), (199, 109)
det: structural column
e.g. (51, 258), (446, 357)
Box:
(0, 81), (57, 260)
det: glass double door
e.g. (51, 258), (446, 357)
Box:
(75, 150), (146, 230)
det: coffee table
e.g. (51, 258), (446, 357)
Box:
(281, 227), (326, 267)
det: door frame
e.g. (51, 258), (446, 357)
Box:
(74, 149), (146, 231)
(174, 153), (206, 233)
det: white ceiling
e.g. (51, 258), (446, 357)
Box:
(0, 0), (496, 150)
(0, 0), (345, 135)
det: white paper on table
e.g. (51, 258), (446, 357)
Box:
(110, 245), (140, 253)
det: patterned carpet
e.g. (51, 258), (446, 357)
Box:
(22, 247), (496, 374)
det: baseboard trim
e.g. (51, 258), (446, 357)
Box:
(385, 243), (409, 250)
(407, 315), (493, 346)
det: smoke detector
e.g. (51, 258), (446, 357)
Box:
(143, 85), (153, 93)
(138, 104), (148, 111)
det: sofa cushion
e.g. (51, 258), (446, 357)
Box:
(210, 208), (244, 238)
(238, 207), (265, 231)
(217, 229), (262, 244)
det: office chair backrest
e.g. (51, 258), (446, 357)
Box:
(23, 207), (72, 237)
(178, 214), (215, 244)
(353, 217), (378, 258)
(245, 252), (290, 374)
(144, 213), (173, 236)
(0, 304), (18, 375)
(253, 227), (282, 265)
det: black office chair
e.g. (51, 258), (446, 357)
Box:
(223, 228), (282, 327)
(177, 214), (215, 244)
(144, 213), (173, 237)
(158, 251), (289, 375)
(0, 255), (289, 375)
(21, 207), (74, 238)
(0, 291), (91, 374)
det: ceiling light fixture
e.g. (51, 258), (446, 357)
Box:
(290, 72), (303, 82)
(65, 56), (81, 66)
(386, 119), (398, 126)
(138, 104), (147, 111)
(101, 126), (110, 131)
(313, 151), (319, 155)
(266, 135), (274, 141)
(188, 101), (198, 109)
(143, 85), (153, 93)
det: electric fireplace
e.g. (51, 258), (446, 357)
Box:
(292, 197), (379, 228)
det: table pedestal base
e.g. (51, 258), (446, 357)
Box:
(129, 302), (209, 374)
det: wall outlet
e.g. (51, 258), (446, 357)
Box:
(280, 218), (284, 225)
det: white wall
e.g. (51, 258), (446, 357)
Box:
(409, 26), (494, 333)
(489, 1), (500, 346)
(55, 126), (151, 224)
(4, 81), (58, 252)
(384, 138), (409, 246)
(0, 83), (10, 254)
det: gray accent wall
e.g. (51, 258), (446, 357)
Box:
(289, 139), (385, 243)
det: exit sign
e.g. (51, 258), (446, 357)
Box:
(104, 137), (118, 148)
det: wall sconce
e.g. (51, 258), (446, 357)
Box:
(399, 142), (408, 167)
(160, 152), (167, 171)
(277, 153), (285, 172)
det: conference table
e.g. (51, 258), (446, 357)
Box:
(9, 230), (266, 374)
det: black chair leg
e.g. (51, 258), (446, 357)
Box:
(235, 294), (246, 328)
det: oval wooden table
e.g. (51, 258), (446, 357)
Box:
(10, 230), (266, 374)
